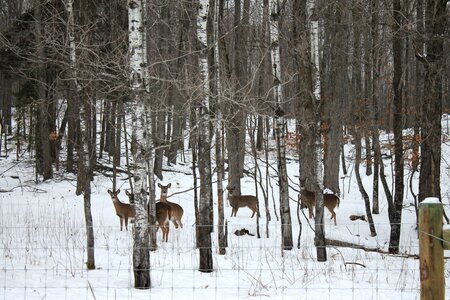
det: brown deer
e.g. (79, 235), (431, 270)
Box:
(125, 190), (172, 242)
(299, 189), (340, 225)
(107, 189), (135, 231)
(226, 186), (258, 218)
(158, 183), (184, 229)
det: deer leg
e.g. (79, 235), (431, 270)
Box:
(120, 217), (123, 231)
(125, 217), (129, 231)
(172, 219), (179, 229)
(250, 209), (256, 218)
(165, 225), (169, 242)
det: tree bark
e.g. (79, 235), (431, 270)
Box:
(321, 0), (345, 195)
(270, 0), (293, 251)
(128, 0), (151, 288)
(198, 0), (213, 272)
(389, 0), (404, 254)
(294, 0), (324, 259)
(354, 128), (377, 236)
(418, 0), (446, 203)
(208, 0), (227, 255)
(34, 1), (52, 181)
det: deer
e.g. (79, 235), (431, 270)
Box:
(226, 186), (258, 218)
(299, 188), (340, 225)
(107, 189), (135, 231)
(157, 183), (184, 229)
(125, 190), (172, 242)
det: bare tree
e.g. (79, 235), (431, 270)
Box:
(65, 0), (96, 270)
(208, 0), (227, 255)
(417, 0), (447, 203)
(269, 0), (293, 251)
(128, 0), (151, 288)
(197, 0), (214, 272)
(34, 1), (53, 181)
(388, 0), (404, 254)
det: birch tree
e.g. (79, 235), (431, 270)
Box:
(197, 0), (213, 272)
(66, 0), (95, 270)
(269, 0), (293, 251)
(128, 0), (151, 288)
(208, 0), (227, 255)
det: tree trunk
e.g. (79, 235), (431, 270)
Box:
(34, 2), (52, 181)
(197, 0), (213, 272)
(270, 0), (292, 251)
(389, 0), (404, 254)
(418, 0), (446, 203)
(294, 0), (324, 259)
(321, 0), (345, 195)
(371, 0), (380, 215)
(208, 0), (227, 255)
(128, 0), (151, 288)
(354, 128), (377, 236)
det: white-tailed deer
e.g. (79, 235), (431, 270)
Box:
(226, 186), (258, 218)
(158, 183), (184, 229)
(107, 189), (135, 231)
(299, 189), (340, 225)
(125, 190), (172, 242)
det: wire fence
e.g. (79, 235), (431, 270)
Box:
(2, 222), (448, 300)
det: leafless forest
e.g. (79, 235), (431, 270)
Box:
(0, 0), (448, 289)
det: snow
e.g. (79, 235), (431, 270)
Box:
(421, 197), (442, 204)
(1, 125), (450, 300)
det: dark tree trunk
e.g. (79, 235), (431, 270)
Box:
(34, 1), (52, 181)
(388, 0), (404, 254)
(354, 128), (377, 236)
(295, 0), (319, 255)
(75, 91), (96, 269)
(371, 0), (380, 215)
(418, 0), (446, 203)
(321, 0), (345, 195)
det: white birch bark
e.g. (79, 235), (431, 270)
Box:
(308, 0), (326, 261)
(197, 0), (213, 272)
(307, 0), (323, 195)
(128, 0), (151, 288)
(268, 0), (293, 250)
(308, 0), (320, 99)
(211, 0), (226, 254)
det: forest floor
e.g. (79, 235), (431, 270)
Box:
(1, 121), (450, 299)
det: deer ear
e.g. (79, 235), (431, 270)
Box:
(167, 183), (171, 188)
(107, 189), (112, 195)
(158, 183), (162, 188)
(117, 189), (120, 194)
(125, 190), (130, 196)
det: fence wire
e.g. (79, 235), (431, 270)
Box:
(1, 222), (448, 300)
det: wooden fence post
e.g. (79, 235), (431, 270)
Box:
(418, 198), (444, 300)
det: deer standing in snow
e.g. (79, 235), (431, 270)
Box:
(299, 188), (340, 225)
(125, 190), (172, 242)
(226, 186), (258, 218)
(107, 189), (135, 231)
(157, 183), (184, 229)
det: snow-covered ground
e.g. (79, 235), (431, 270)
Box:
(1, 123), (449, 300)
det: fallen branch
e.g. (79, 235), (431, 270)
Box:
(325, 238), (420, 258)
